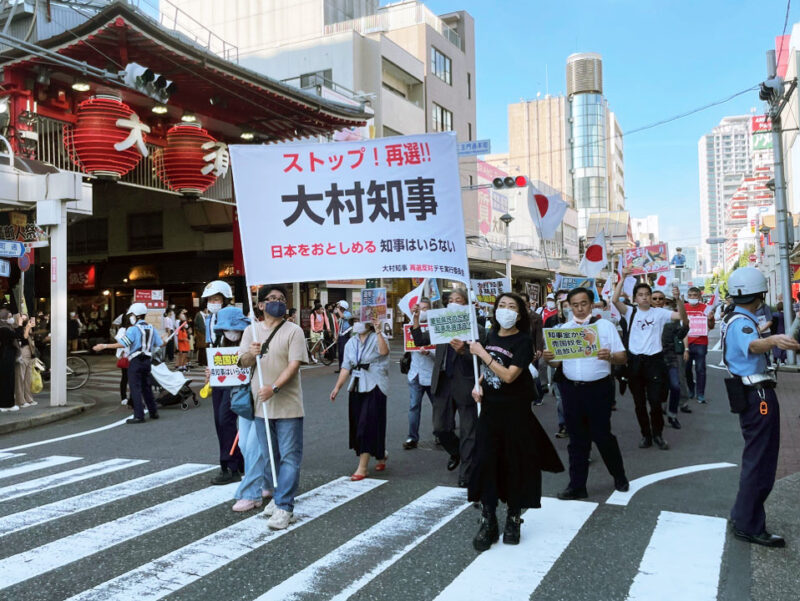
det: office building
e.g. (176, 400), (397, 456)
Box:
(630, 215), (660, 247)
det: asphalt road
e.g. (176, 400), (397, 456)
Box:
(0, 335), (787, 601)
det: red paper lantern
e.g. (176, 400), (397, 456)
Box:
(154, 123), (220, 196)
(64, 95), (147, 179)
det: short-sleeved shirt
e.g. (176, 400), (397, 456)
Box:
(481, 330), (534, 403)
(723, 306), (767, 377)
(560, 318), (625, 382)
(342, 332), (390, 394)
(120, 321), (163, 358)
(239, 320), (308, 419)
(624, 305), (672, 356)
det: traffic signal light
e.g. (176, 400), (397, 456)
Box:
(492, 175), (527, 189)
(759, 77), (783, 103)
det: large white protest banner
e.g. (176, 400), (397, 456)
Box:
(230, 133), (470, 285)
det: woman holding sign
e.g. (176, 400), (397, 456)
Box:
(468, 292), (564, 552)
(329, 316), (390, 480)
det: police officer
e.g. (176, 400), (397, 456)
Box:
(722, 267), (799, 548)
(201, 280), (234, 342)
(119, 303), (163, 424)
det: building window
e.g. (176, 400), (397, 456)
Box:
(68, 218), (108, 254)
(430, 47), (452, 85)
(432, 103), (453, 132)
(467, 72), (471, 99)
(128, 212), (163, 251)
(299, 69), (332, 89)
(468, 122), (472, 141)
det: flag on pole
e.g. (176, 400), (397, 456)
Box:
(398, 279), (427, 319)
(579, 231), (608, 277)
(705, 286), (719, 315)
(529, 189), (568, 240)
(653, 273), (671, 297)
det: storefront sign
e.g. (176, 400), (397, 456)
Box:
(129, 265), (159, 282)
(326, 279), (367, 289)
(218, 262), (236, 278)
(68, 264), (96, 290)
(688, 313), (709, 338)
(230, 133), (469, 286)
(0, 239), (25, 258)
(0, 259), (9, 277)
(544, 326), (600, 359)
(554, 275), (595, 292)
(133, 289), (166, 309)
(360, 287), (387, 321)
(427, 306), (474, 344)
(471, 278), (510, 307)
(403, 324), (436, 352)
(206, 347), (251, 387)
(623, 243), (670, 275)
(0, 224), (48, 247)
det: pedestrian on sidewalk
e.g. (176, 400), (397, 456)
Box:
(722, 267), (800, 548)
(543, 287), (628, 501)
(194, 306), (208, 367)
(330, 315), (390, 480)
(0, 310), (19, 412)
(613, 267), (688, 451)
(468, 292), (564, 551)
(14, 314), (36, 409)
(308, 303), (325, 363)
(403, 297), (434, 450)
(333, 301), (351, 372)
(238, 284), (308, 530)
(204, 306), (248, 487)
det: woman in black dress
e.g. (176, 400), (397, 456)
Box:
(0, 324), (19, 411)
(468, 292), (563, 551)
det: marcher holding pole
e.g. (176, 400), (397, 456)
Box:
(238, 284), (309, 530)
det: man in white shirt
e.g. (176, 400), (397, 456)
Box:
(404, 298), (435, 449)
(613, 267), (688, 450)
(544, 287), (629, 500)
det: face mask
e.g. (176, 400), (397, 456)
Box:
(207, 302), (222, 314)
(546, 301), (555, 309)
(352, 322), (367, 335)
(264, 301), (287, 318)
(495, 308), (518, 329)
(223, 331), (242, 341)
(7, 318), (15, 325)
(687, 298), (700, 305)
(419, 310), (428, 322)
(129, 316), (137, 325)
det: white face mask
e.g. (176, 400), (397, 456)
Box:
(129, 316), (137, 325)
(352, 322), (367, 335)
(207, 302), (222, 314)
(223, 331), (242, 341)
(546, 301), (555, 309)
(495, 308), (518, 329)
(419, 310), (428, 322)
(687, 298), (700, 305)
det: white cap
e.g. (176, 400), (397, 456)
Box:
(546, 293), (555, 300)
(337, 300), (349, 309)
(201, 280), (233, 299)
(128, 303), (148, 316)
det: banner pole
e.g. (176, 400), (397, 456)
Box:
(468, 283), (481, 415)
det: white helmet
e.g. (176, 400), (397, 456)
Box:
(128, 303), (148, 317)
(727, 267), (767, 302)
(337, 300), (349, 310)
(202, 280), (233, 299)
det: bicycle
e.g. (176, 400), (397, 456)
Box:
(66, 352), (91, 390)
(306, 335), (335, 366)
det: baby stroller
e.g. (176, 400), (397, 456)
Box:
(150, 355), (199, 411)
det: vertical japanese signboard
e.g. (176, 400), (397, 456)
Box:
(229, 133), (470, 286)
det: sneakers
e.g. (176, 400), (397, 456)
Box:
(667, 417), (681, 430)
(697, 395), (707, 404)
(653, 435), (670, 450)
(120, 398), (129, 405)
(402, 438), (418, 450)
(473, 508), (499, 552)
(8, 406), (19, 412)
(555, 426), (569, 439)
(267, 508), (296, 530)
(638, 437), (653, 449)
(503, 512), (524, 545)
(232, 499), (262, 512)
(262, 499), (276, 516)
(21, 402), (33, 408)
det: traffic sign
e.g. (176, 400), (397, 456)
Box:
(749, 254), (757, 263)
(457, 139), (491, 157)
(0, 240), (25, 258)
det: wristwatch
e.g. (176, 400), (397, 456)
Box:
(271, 385), (280, 395)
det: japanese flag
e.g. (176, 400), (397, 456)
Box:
(579, 231), (607, 277)
(600, 275), (620, 321)
(705, 286), (719, 315)
(529, 189), (568, 240)
(653, 273), (671, 297)
(397, 279), (427, 319)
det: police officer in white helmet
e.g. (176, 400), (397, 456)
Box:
(201, 280), (234, 345)
(722, 267), (799, 548)
(116, 303), (163, 424)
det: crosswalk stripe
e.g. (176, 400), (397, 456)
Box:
(433, 497), (598, 600)
(0, 482), (239, 588)
(0, 453), (24, 461)
(65, 477), (385, 601)
(0, 456), (81, 480)
(625, 511), (726, 601)
(257, 486), (470, 601)
(0, 458), (148, 503)
(0, 463), (217, 537)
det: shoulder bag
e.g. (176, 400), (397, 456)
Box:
(230, 320), (286, 420)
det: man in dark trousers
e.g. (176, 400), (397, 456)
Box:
(544, 287), (629, 499)
(411, 288), (485, 487)
(723, 267), (799, 548)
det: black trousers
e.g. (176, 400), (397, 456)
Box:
(628, 353), (666, 438)
(562, 376), (626, 489)
(433, 374), (477, 482)
(119, 367), (128, 402)
(128, 356), (157, 420)
(212, 387), (244, 472)
(731, 387), (780, 535)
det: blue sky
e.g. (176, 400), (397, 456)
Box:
(421, 0), (794, 251)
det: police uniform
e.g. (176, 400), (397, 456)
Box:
(120, 319), (162, 421)
(722, 306), (780, 539)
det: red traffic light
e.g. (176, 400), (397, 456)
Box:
(492, 175), (528, 188)
(515, 175), (527, 187)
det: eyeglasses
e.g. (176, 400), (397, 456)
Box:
(261, 295), (286, 303)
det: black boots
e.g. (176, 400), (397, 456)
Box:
(503, 510), (524, 545)
(473, 506), (499, 552)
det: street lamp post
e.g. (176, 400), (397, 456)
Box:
(500, 213), (514, 283)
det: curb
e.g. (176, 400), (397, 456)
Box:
(0, 399), (97, 435)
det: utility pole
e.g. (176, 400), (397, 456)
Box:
(764, 49), (796, 365)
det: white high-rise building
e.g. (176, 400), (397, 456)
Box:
(630, 215), (660, 247)
(698, 115), (752, 271)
